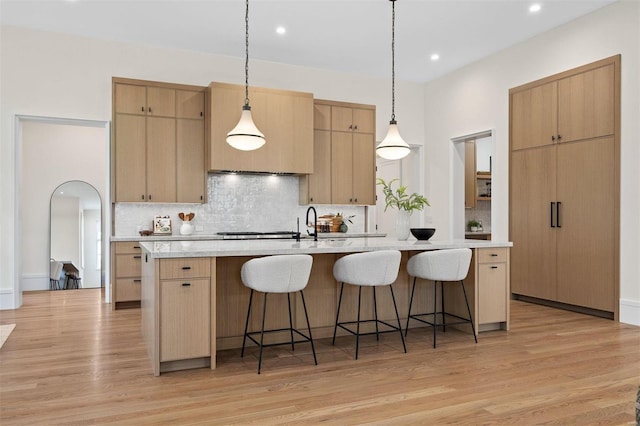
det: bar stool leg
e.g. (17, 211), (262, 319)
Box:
(300, 290), (318, 365)
(373, 287), (379, 341)
(355, 286), (362, 360)
(332, 282), (345, 345)
(441, 281), (446, 332)
(389, 285), (407, 353)
(460, 280), (478, 343)
(405, 277), (417, 336)
(287, 293), (295, 351)
(257, 293), (268, 374)
(241, 289), (254, 358)
(433, 280), (438, 348)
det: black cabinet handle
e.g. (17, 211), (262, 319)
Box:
(182, 283), (191, 287)
(200, 111), (203, 117)
(133, 255), (141, 259)
(200, 195), (204, 201)
(181, 266), (192, 270)
(550, 202), (556, 227)
(490, 266), (498, 269)
(133, 246), (140, 249)
(557, 134), (562, 141)
(133, 279), (142, 283)
(141, 106), (145, 112)
(490, 253), (498, 257)
(557, 202), (562, 228)
(141, 194), (145, 200)
(552, 135), (556, 142)
(148, 194), (152, 200)
(148, 107), (152, 113)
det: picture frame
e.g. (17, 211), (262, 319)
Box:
(153, 216), (172, 234)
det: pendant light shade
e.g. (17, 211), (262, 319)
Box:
(227, 0), (265, 151)
(376, 0), (410, 160)
(227, 105), (265, 151)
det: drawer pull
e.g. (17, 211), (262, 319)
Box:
(491, 266), (498, 269)
(490, 253), (498, 257)
(181, 266), (192, 270)
(133, 279), (142, 283)
(133, 246), (140, 249)
(133, 255), (142, 259)
(182, 283), (191, 287)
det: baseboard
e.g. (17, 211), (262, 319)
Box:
(620, 299), (640, 326)
(21, 273), (49, 292)
(0, 290), (17, 310)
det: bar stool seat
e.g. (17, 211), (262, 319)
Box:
(406, 248), (477, 348)
(332, 250), (406, 359)
(241, 254), (317, 374)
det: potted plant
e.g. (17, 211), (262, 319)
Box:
(335, 213), (355, 233)
(467, 219), (480, 232)
(377, 178), (430, 240)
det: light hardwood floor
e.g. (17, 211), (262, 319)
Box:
(1, 289), (638, 425)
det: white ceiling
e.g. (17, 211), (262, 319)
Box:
(1, 0), (617, 82)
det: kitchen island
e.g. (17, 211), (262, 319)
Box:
(140, 238), (512, 375)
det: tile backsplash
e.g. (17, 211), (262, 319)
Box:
(114, 174), (364, 236)
(465, 200), (491, 232)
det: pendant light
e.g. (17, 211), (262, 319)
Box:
(226, 0), (265, 151)
(376, 0), (410, 160)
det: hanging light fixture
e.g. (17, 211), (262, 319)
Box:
(376, 0), (410, 160)
(227, 0), (265, 151)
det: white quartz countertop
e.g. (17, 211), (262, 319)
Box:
(140, 237), (512, 259)
(111, 232), (385, 242)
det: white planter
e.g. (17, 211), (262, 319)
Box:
(395, 210), (411, 241)
(180, 222), (194, 236)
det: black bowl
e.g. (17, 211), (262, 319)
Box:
(410, 228), (436, 240)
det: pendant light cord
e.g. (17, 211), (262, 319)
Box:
(244, 0), (250, 107)
(391, 0), (396, 122)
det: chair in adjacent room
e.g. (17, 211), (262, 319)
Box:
(405, 248), (477, 348)
(49, 259), (63, 290)
(332, 250), (406, 360)
(240, 254), (317, 374)
(63, 263), (82, 289)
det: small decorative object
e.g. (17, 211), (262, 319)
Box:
(335, 212), (355, 233)
(153, 216), (172, 234)
(377, 178), (430, 241)
(178, 212), (196, 236)
(410, 228), (436, 241)
(467, 219), (480, 232)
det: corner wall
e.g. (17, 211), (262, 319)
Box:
(422, 0), (640, 325)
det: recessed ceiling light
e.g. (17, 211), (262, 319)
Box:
(430, 53), (440, 61)
(529, 3), (542, 13)
(276, 26), (286, 35)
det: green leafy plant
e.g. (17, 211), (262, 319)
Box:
(335, 213), (355, 224)
(377, 178), (430, 213)
(467, 219), (480, 228)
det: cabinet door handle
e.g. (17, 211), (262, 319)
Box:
(141, 106), (145, 112)
(200, 111), (203, 117)
(133, 279), (142, 283)
(133, 255), (142, 259)
(490, 266), (498, 269)
(310, 197), (314, 202)
(551, 135), (556, 142)
(557, 134), (562, 141)
(133, 245), (140, 249)
(148, 194), (152, 200)
(181, 266), (192, 270)
(148, 107), (153, 113)
(354, 125), (358, 130)
(348, 125), (353, 130)
(141, 194), (145, 200)
(182, 283), (191, 287)
(550, 202), (556, 227)
(200, 195), (204, 201)
(349, 198), (353, 203)
(490, 253), (498, 257)
(354, 198), (358, 203)
(556, 202), (562, 228)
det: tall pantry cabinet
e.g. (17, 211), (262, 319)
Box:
(509, 55), (620, 317)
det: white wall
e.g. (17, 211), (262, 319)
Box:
(422, 1), (640, 324)
(18, 121), (107, 292)
(0, 24), (425, 308)
(82, 209), (101, 288)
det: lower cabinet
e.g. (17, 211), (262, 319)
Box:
(477, 248), (510, 330)
(112, 242), (143, 309)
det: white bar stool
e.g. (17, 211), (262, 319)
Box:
(332, 250), (406, 359)
(406, 248), (477, 348)
(240, 254), (317, 374)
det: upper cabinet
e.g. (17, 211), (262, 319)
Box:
(510, 60), (615, 151)
(112, 78), (207, 203)
(300, 100), (376, 206)
(208, 82), (313, 174)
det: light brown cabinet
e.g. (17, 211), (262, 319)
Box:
(112, 78), (206, 203)
(509, 56), (619, 316)
(208, 82), (313, 174)
(112, 242), (143, 309)
(300, 100), (376, 205)
(142, 256), (214, 376)
(477, 248), (509, 327)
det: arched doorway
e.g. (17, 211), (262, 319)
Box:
(49, 181), (102, 290)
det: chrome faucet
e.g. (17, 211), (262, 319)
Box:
(306, 206), (318, 241)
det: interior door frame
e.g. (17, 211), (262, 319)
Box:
(14, 115), (111, 304)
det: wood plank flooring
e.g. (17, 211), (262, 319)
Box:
(1, 289), (638, 425)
